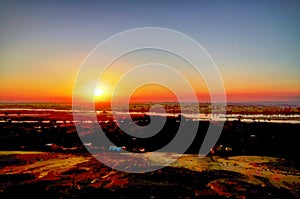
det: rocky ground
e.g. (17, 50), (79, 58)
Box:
(1, 151), (299, 198)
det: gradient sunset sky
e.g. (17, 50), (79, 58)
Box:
(0, 1), (299, 103)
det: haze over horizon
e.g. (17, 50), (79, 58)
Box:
(1, 1), (299, 103)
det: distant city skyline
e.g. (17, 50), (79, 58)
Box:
(0, 1), (299, 103)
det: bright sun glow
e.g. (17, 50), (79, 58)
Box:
(94, 88), (103, 97)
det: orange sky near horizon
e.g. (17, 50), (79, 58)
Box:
(1, 77), (299, 103)
(0, 52), (299, 103)
(0, 51), (299, 103)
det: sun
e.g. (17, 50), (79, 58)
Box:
(94, 88), (103, 97)
(93, 84), (110, 101)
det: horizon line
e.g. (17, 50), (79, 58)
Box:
(0, 100), (299, 105)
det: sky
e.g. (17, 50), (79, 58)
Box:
(0, 0), (299, 103)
